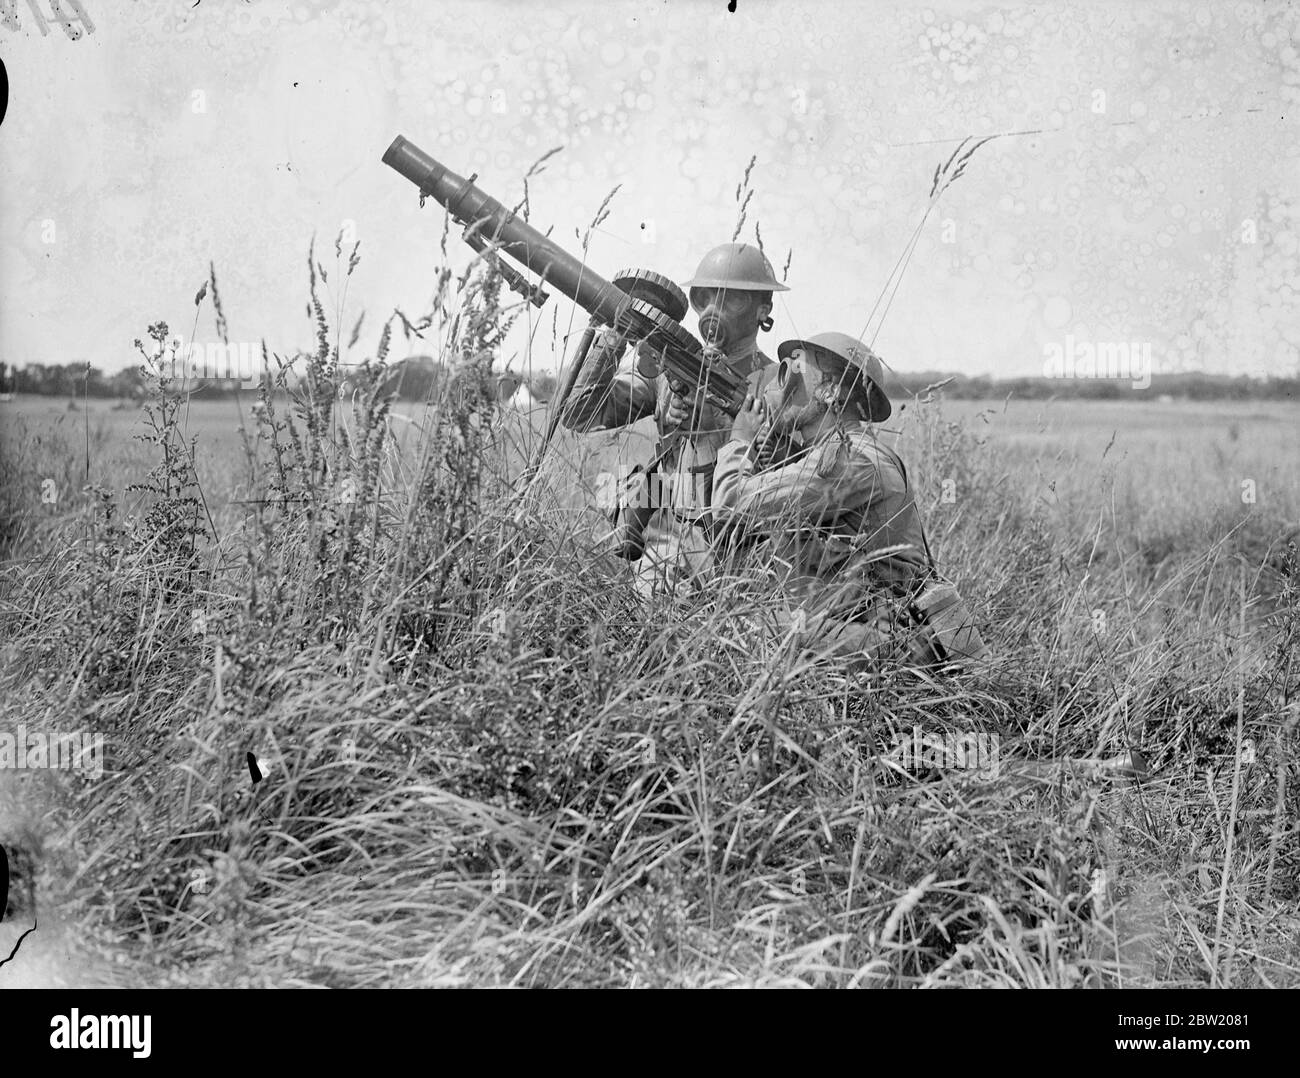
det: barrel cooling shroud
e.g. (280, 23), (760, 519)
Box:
(381, 135), (749, 416)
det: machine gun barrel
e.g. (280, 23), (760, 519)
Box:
(383, 135), (628, 326)
(383, 135), (748, 520)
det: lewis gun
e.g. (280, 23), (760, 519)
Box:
(382, 135), (749, 556)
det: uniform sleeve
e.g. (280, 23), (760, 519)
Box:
(712, 432), (884, 530)
(558, 328), (659, 432)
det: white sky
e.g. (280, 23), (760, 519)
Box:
(2, 0), (1297, 381)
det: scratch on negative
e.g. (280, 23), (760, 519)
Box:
(0, 918), (37, 971)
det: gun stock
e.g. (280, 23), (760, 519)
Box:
(657, 346), (751, 418)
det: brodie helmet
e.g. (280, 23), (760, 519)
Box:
(682, 243), (790, 292)
(777, 332), (892, 422)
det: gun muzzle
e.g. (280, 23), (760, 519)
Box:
(383, 135), (628, 326)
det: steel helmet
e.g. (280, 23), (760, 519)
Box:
(777, 332), (892, 422)
(682, 243), (790, 292)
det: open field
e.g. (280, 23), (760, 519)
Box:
(6, 391), (1296, 574)
(8, 391), (1297, 507)
(1, 358), (1298, 987)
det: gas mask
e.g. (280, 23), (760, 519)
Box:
(690, 287), (765, 355)
(763, 350), (859, 437)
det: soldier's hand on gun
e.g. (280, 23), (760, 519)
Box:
(730, 392), (770, 444)
(666, 386), (708, 430)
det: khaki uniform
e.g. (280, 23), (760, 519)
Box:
(561, 328), (778, 582)
(710, 418), (936, 669)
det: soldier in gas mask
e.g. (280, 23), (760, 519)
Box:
(559, 243), (789, 580)
(711, 332), (990, 672)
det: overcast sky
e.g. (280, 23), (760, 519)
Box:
(2, 0), (1297, 382)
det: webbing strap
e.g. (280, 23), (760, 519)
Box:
(878, 441), (937, 573)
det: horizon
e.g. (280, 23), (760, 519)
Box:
(5, 352), (1297, 391)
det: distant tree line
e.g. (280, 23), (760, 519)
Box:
(0, 358), (559, 403)
(883, 371), (1300, 403)
(374, 357), (555, 402)
(2, 359), (1294, 405)
(0, 361), (150, 399)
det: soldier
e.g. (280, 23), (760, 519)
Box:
(710, 332), (989, 672)
(559, 243), (789, 579)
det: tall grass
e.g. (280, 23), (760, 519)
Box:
(1, 234), (1297, 988)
